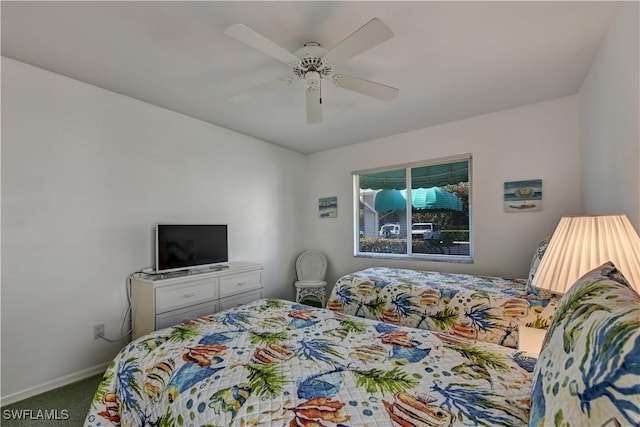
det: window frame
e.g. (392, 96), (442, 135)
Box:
(353, 154), (473, 263)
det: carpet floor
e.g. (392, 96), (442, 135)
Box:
(1, 373), (104, 427)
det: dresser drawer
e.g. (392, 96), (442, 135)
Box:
(131, 262), (263, 339)
(155, 278), (218, 313)
(219, 271), (262, 298)
(156, 300), (219, 330)
(220, 290), (263, 311)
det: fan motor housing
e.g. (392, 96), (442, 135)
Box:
(292, 43), (333, 80)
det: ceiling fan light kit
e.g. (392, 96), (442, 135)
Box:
(224, 18), (399, 124)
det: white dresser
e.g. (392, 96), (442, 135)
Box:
(131, 261), (263, 339)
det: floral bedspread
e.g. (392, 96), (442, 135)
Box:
(85, 299), (535, 427)
(327, 267), (559, 348)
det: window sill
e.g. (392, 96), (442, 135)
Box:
(354, 252), (474, 264)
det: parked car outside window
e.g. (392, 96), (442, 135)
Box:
(379, 223), (401, 238)
(412, 223), (441, 241)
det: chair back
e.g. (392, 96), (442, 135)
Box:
(296, 250), (328, 281)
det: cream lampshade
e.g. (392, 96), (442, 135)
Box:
(531, 214), (640, 294)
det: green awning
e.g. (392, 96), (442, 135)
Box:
(374, 187), (463, 211)
(374, 189), (407, 211)
(360, 169), (406, 190)
(360, 160), (468, 190)
(411, 187), (463, 211)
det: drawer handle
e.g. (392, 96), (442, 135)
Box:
(237, 281), (248, 286)
(183, 292), (196, 298)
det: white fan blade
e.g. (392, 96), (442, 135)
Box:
(334, 74), (398, 101)
(324, 18), (393, 65)
(230, 79), (286, 104)
(225, 24), (299, 64)
(306, 87), (322, 124)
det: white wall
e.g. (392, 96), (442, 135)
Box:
(304, 96), (582, 287)
(1, 57), (306, 401)
(580, 1), (640, 230)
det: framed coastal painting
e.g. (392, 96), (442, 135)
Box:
(504, 179), (542, 212)
(319, 196), (337, 218)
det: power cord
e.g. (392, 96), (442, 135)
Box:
(96, 266), (154, 343)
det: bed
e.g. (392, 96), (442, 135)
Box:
(84, 262), (640, 426)
(84, 298), (536, 426)
(326, 267), (560, 349)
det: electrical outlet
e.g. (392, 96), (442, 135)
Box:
(94, 324), (104, 340)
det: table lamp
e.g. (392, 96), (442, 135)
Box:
(531, 214), (640, 295)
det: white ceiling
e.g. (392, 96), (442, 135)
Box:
(1, 1), (619, 154)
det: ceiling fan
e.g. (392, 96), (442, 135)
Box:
(224, 18), (399, 124)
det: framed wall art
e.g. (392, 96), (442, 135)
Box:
(504, 179), (542, 212)
(319, 196), (337, 218)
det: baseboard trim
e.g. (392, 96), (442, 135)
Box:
(0, 362), (109, 407)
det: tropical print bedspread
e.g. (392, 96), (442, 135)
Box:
(327, 267), (559, 348)
(85, 299), (535, 427)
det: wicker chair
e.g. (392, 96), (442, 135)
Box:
(294, 250), (328, 307)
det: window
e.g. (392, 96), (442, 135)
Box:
(354, 155), (471, 262)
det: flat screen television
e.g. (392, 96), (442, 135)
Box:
(155, 224), (228, 274)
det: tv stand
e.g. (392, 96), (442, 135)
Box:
(131, 261), (263, 339)
(148, 264), (230, 280)
(206, 264), (229, 272)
